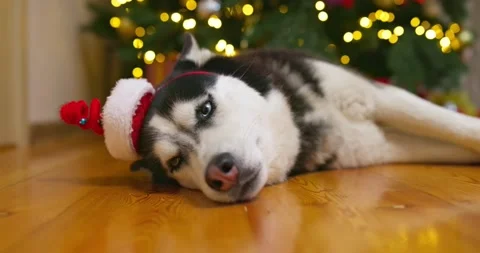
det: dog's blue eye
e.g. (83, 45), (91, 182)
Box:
(167, 156), (183, 172)
(198, 101), (213, 119)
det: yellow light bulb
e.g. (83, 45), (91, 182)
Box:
(186, 0), (197, 11)
(160, 13), (169, 22)
(171, 12), (182, 23)
(415, 26), (426, 36)
(340, 55), (350, 65)
(132, 67), (143, 78)
(450, 23), (461, 33)
(382, 30), (392, 40)
(315, 1), (325, 11)
(411, 17), (420, 27)
(359, 17), (372, 28)
(445, 30), (455, 40)
(380, 12), (390, 22)
(208, 15), (222, 29)
(368, 12), (377, 21)
(441, 46), (451, 53)
(183, 18), (196, 30)
(353, 31), (362, 40)
(425, 29), (436, 40)
(242, 4), (254, 16)
(111, 0), (121, 7)
(421, 21), (431, 29)
(215, 39), (227, 52)
(144, 50), (156, 63)
(451, 38), (461, 50)
(436, 30), (444, 39)
(389, 34), (399, 44)
(375, 10), (383, 20)
(279, 5), (288, 14)
(110, 17), (121, 28)
(318, 11), (328, 22)
(440, 37), (451, 48)
(133, 38), (144, 49)
(387, 13), (395, 22)
(135, 27), (145, 37)
(156, 53), (166, 63)
(343, 32), (353, 43)
(394, 26), (404, 36)
(225, 44), (235, 56)
(377, 29), (384, 39)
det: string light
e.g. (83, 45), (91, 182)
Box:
(318, 11), (328, 22)
(421, 21), (431, 29)
(133, 38), (144, 49)
(135, 27), (145, 37)
(415, 26), (425, 36)
(110, 17), (121, 28)
(242, 4), (254, 16)
(450, 23), (461, 33)
(440, 37), (451, 48)
(425, 29), (436, 40)
(451, 38), (461, 50)
(394, 26), (404, 36)
(132, 67), (143, 78)
(279, 5), (288, 14)
(353, 31), (362, 40)
(343, 32), (353, 43)
(111, 0), (121, 7)
(315, 1), (325, 11)
(411, 17), (420, 27)
(359, 17), (372, 28)
(171, 12), (182, 23)
(160, 13), (169, 22)
(208, 15), (222, 28)
(340, 55), (350, 65)
(389, 34), (399, 44)
(186, 0), (197, 11)
(378, 29), (392, 40)
(183, 18), (196, 30)
(368, 12), (377, 21)
(225, 44), (235, 56)
(144, 50), (156, 64)
(215, 39), (227, 52)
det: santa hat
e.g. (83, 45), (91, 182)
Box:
(59, 71), (213, 161)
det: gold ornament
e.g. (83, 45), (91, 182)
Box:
(373, 0), (396, 9)
(116, 17), (136, 40)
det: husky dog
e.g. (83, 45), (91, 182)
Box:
(131, 33), (480, 203)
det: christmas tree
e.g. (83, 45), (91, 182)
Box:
(86, 0), (474, 94)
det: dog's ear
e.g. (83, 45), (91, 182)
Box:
(168, 33), (215, 75)
(179, 32), (202, 59)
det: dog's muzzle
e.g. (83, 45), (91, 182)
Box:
(205, 152), (260, 199)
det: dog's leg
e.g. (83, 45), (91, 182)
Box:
(373, 84), (480, 153)
(379, 127), (480, 165)
(335, 125), (480, 169)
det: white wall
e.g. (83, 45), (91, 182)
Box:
(27, 0), (91, 124)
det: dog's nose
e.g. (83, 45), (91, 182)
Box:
(205, 153), (239, 192)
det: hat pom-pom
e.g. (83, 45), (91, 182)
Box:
(60, 99), (104, 135)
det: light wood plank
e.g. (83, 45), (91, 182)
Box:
(1, 135), (480, 253)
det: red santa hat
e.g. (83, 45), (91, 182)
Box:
(59, 71), (213, 161)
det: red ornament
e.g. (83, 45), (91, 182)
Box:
(375, 77), (391, 85)
(342, 0), (355, 8)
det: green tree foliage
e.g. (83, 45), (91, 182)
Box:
(85, 0), (473, 92)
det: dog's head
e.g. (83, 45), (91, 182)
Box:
(133, 34), (275, 203)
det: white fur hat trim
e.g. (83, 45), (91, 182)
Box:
(102, 78), (155, 161)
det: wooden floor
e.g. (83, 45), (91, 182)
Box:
(1, 133), (480, 253)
